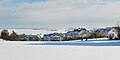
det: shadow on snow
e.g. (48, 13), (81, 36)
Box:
(27, 40), (120, 46)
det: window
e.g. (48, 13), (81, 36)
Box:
(112, 30), (115, 32)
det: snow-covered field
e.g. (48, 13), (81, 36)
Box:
(1, 39), (120, 60)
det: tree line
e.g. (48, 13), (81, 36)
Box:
(0, 29), (42, 41)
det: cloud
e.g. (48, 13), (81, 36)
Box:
(0, 0), (120, 28)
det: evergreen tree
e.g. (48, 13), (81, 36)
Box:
(1, 29), (9, 40)
(9, 31), (19, 41)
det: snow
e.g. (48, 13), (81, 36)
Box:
(24, 39), (120, 46)
(0, 39), (120, 60)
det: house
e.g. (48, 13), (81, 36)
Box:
(43, 34), (50, 41)
(66, 28), (92, 40)
(18, 34), (29, 41)
(43, 33), (65, 41)
(106, 27), (120, 40)
(18, 34), (42, 41)
(80, 30), (92, 40)
(95, 28), (106, 38)
(105, 27), (113, 37)
(66, 28), (84, 40)
(66, 31), (79, 40)
(29, 34), (42, 41)
(114, 27), (120, 39)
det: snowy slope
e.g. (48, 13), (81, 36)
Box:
(3, 38), (120, 46)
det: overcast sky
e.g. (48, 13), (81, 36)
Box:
(0, 0), (120, 29)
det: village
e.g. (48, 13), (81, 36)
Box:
(0, 26), (120, 41)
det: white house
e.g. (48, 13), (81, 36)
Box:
(18, 34), (42, 41)
(66, 31), (79, 40)
(43, 33), (65, 41)
(66, 28), (92, 40)
(80, 30), (92, 40)
(18, 34), (29, 41)
(106, 28), (119, 40)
